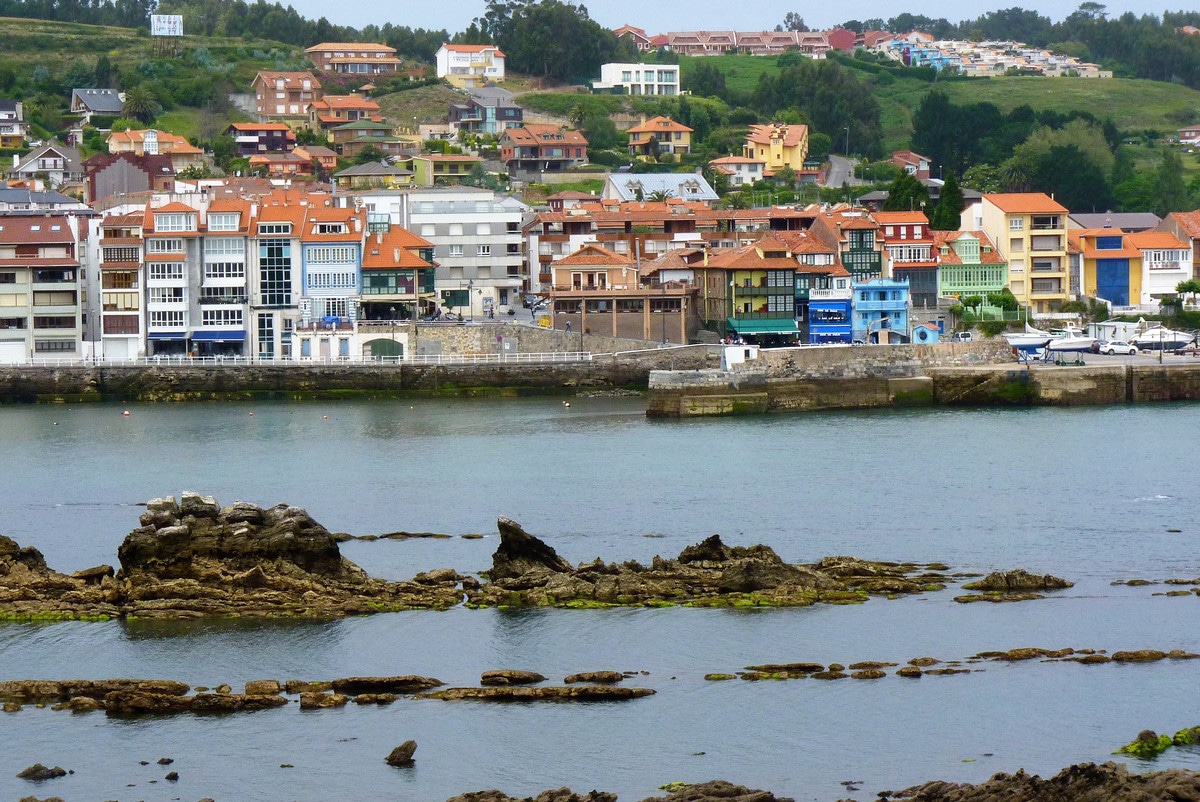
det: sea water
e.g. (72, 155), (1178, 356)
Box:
(1, 398), (1198, 801)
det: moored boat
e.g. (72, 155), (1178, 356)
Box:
(1132, 325), (1196, 352)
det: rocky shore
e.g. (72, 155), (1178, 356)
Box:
(6, 494), (1192, 622)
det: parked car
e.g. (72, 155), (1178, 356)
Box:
(951, 331), (972, 342)
(1089, 340), (1107, 354)
(1101, 340), (1138, 355)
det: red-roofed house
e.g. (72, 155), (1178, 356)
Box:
(251, 71), (323, 124)
(627, 116), (692, 158)
(500, 124), (588, 173)
(743, 123), (808, 178)
(613, 25), (654, 52)
(226, 122), (296, 156)
(979, 192), (1069, 311)
(435, 44), (506, 88)
(0, 215), (84, 362)
(872, 210), (938, 307)
(307, 95), (383, 133)
(891, 150), (931, 180)
(548, 243), (696, 343)
(1156, 211), (1200, 281)
(305, 42), (401, 75)
(106, 129), (205, 172)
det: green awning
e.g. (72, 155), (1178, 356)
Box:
(727, 318), (799, 335)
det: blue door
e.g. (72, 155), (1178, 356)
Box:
(1095, 259), (1129, 306)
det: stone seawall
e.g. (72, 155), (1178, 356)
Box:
(649, 344), (1200, 417)
(0, 348), (719, 403)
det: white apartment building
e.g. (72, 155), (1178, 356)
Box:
(592, 63), (679, 96)
(435, 45), (506, 89)
(348, 186), (527, 314)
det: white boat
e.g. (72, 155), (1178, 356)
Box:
(1132, 326), (1196, 352)
(1044, 325), (1097, 353)
(1004, 325), (1053, 352)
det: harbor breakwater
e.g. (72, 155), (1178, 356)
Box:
(648, 343), (1200, 416)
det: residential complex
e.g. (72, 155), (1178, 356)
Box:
(435, 44), (506, 88)
(591, 63), (680, 96)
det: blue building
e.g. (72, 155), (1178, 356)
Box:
(852, 277), (910, 344)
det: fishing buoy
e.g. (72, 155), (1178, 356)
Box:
(122, 410), (130, 417)
(564, 402), (571, 408)
(323, 415), (328, 420)
(248, 412), (254, 416)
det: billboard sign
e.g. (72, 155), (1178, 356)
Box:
(150, 14), (183, 37)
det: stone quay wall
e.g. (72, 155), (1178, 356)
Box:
(0, 349), (719, 404)
(649, 344), (1200, 417)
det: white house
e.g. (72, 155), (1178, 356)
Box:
(592, 63), (679, 95)
(435, 44), (506, 89)
(708, 155), (766, 187)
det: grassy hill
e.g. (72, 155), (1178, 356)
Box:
(873, 74), (1200, 151)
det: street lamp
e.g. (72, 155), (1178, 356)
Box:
(844, 125), (850, 156)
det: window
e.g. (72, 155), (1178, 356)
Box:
(101, 271), (137, 289)
(204, 237), (244, 257)
(102, 247), (140, 263)
(146, 238), (184, 253)
(34, 339), (75, 352)
(315, 222), (346, 235)
(148, 262), (184, 280)
(204, 262), (246, 280)
(1008, 218), (1024, 231)
(154, 213), (195, 232)
(259, 239), (293, 306)
(150, 310), (185, 327)
(307, 271), (356, 290)
(476, 223), (491, 235)
(34, 269), (75, 283)
(420, 224), (436, 237)
(207, 213), (239, 232)
(0, 272), (14, 284)
(306, 246), (355, 263)
(258, 314), (274, 358)
(258, 223), (292, 235)
(201, 308), (243, 327)
(449, 223), (463, 236)
(150, 287), (184, 303)
(477, 245), (491, 257)
(449, 244), (463, 257)
(34, 316), (75, 329)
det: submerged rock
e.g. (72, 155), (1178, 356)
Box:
(424, 686), (654, 702)
(16, 763), (67, 781)
(480, 670), (545, 686)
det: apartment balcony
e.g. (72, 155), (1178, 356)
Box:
(199, 295), (248, 305)
(734, 285), (794, 298)
(855, 299), (908, 312)
(809, 287), (853, 300)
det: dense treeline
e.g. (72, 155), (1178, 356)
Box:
(910, 89), (1199, 214)
(454, 0), (637, 83)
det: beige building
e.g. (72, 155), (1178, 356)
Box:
(976, 193), (1069, 312)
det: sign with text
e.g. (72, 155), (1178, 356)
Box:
(150, 14), (183, 37)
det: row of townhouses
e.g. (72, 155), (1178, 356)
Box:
(2, 182), (1197, 361)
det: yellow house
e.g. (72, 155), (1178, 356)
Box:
(626, 116), (693, 158)
(978, 193), (1069, 312)
(742, 123), (808, 178)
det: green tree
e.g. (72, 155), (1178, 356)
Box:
(1030, 144), (1112, 212)
(354, 145), (385, 165)
(806, 132), (831, 162)
(962, 164), (1001, 194)
(882, 172), (930, 212)
(121, 84), (159, 124)
(647, 189), (674, 202)
(1176, 279), (1200, 307)
(581, 115), (620, 151)
(686, 61), (726, 99)
(1153, 149), (1189, 217)
(929, 171), (964, 230)
(772, 165), (797, 187)
(776, 12), (808, 31)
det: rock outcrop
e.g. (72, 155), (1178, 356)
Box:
(423, 686), (654, 702)
(465, 527), (950, 609)
(1, 505), (964, 618)
(0, 494), (464, 620)
(961, 569), (1074, 591)
(385, 740), (417, 767)
(891, 761), (1200, 801)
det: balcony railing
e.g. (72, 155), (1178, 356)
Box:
(734, 285), (794, 297)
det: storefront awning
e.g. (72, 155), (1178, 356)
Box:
(191, 330), (246, 342)
(147, 332), (186, 340)
(727, 318), (799, 335)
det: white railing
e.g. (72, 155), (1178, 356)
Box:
(4, 352), (594, 368)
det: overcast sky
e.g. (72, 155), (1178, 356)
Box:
(288, 0), (1183, 36)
